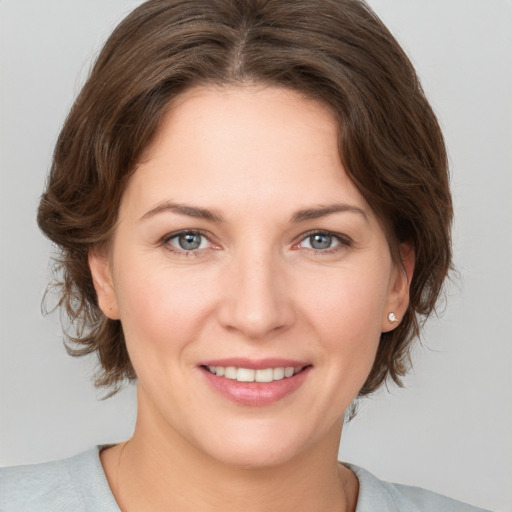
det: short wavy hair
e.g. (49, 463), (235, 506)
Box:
(38, 0), (452, 396)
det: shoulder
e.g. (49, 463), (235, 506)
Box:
(0, 447), (119, 512)
(347, 464), (493, 512)
(0, 452), (86, 511)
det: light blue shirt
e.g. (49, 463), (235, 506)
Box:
(0, 447), (492, 511)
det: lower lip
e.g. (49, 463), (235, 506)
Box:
(201, 367), (311, 406)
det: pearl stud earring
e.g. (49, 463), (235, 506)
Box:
(388, 312), (398, 323)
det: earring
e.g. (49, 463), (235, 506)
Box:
(388, 312), (398, 323)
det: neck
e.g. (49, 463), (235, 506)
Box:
(101, 392), (358, 512)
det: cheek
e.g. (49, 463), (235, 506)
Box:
(113, 261), (217, 354)
(299, 266), (390, 342)
(285, 267), (390, 423)
(295, 262), (391, 396)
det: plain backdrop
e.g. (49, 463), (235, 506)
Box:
(0, 1), (511, 510)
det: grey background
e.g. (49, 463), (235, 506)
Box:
(0, 1), (511, 510)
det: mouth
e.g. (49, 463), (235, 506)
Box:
(199, 361), (312, 406)
(202, 365), (308, 383)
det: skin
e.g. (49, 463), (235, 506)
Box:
(90, 85), (413, 512)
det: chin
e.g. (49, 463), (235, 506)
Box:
(210, 443), (303, 470)
(195, 421), (317, 470)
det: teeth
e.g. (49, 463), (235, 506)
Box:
(255, 368), (273, 382)
(284, 367), (295, 378)
(208, 365), (302, 382)
(237, 368), (255, 382)
(273, 367), (285, 380)
(224, 366), (237, 379)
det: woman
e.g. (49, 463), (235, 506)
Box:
(0, 0), (497, 510)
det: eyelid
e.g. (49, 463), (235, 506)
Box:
(162, 228), (210, 243)
(297, 229), (352, 243)
(161, 228), (217, 254)
(294, 229), (353, 251)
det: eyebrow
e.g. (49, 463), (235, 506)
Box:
(140, 201), (368, 224)
(291, 203), (368, 223)
(140, 201), (225, 223)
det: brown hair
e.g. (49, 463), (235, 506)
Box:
(38, 0), (452, 396)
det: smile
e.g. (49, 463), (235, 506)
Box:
(200, 361), (312, 405)
(205, 366), (303, 383)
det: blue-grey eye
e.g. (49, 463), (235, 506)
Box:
(180, 233), (202, 250)
(300, 232), (340, 250)
(169, 232), (208, 251)
(310, 233), (332, 249)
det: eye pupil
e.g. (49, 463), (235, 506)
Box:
(310, 233), (331, 250)
(178, 233), (202, 250)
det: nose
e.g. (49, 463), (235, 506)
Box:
(217, 249), (295, 340)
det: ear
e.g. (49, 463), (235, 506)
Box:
(88, 247), (120, 320)
(381, 242), (415, 332)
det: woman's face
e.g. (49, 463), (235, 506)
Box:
(90, 85), (410, 468)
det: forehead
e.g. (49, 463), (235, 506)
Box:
(123, 85), (370, 219)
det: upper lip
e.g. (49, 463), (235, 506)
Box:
(199, 358), (311, 370)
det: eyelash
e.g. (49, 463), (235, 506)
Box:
(295, 230), (353, 255)
(161, 229), (213, 257)
(160, 229), (352, 257)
